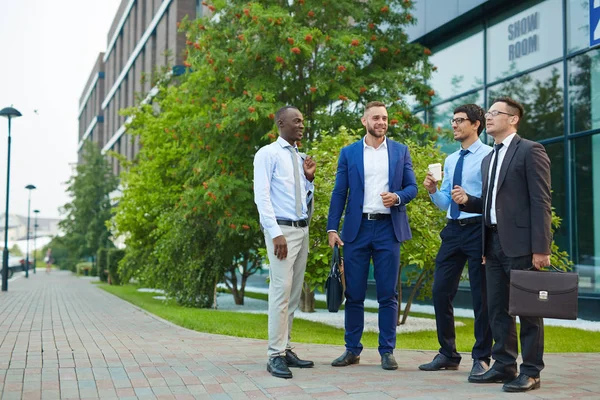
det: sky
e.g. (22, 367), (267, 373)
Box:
(0, 0), (122, 219)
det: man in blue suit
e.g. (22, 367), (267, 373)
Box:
(327, 101), (418, 370)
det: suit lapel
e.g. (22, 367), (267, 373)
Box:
(387, 139), (398, 186)
(481, 152), (492, 202)
(355, 140), (364, 185)
(497, 134), (521, 192)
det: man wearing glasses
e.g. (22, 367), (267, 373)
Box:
(452, 97), (552, 392)
(420, 104), (493, 379)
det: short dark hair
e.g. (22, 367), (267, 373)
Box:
(453, 103), (485, 135)
(275, 105), (299, 122)
(364, 101), (386, 114)
(491, 96), (524, 128)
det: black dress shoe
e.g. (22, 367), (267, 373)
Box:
(502, 373), (541, 392)
(468, 367), (517, 383)
(418, 353), (459, 371)
(381, 352), (398, 370)
(285, 350), (314, 368)
(331, 350), (360, 367)
(469, 359), (489, 377)
(267, 356), (293, 379)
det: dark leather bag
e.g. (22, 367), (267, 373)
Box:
(509, 267), (579, 320)
(325, 245), (345, 313)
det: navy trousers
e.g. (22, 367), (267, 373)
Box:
(432, 222), (492, 363)
(343, 218), (400, 356)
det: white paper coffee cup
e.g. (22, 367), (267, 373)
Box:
(428, 163), (442, 181)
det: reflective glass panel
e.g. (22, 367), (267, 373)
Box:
(571, 134), (600, 294)
(568, 48), (600, 133)
(543, 142), (568, 251)
(429, 28), (484, 102)
(568, 0), (590, 53)
(487, 62), (564, 141)
(487, 0), (563, 82)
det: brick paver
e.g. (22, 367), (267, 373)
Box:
(1, 270), (599, 399)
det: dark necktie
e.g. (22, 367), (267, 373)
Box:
(485, 143), (504, 226)
(450, 149), (469, 219)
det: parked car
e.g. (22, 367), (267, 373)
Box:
(6, 254), (32, 278)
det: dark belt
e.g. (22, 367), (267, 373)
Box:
(276, 219), (308, 228)
(362, 213), (391, 220)
(486, 224), (499, 232)
(447, 216), (482, 226)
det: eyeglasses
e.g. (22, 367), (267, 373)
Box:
(485, 110), (514, 118)
(450, 117), (469, 125)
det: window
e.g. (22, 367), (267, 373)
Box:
(568, 48), (600, 134)
(428, 91), (484, 155)
(568, 0), (590, 53)
(543, 141), (568, 251)
(487, 0), (563, 82)
(487, 62), (564, 141)
(571, 134), (600, 294)
(429, 27), (484, 102)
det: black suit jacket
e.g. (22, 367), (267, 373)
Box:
(461, 134), (552, 257)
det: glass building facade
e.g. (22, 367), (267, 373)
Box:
(409, 0), (600, 300)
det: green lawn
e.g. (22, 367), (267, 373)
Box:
(99, 284), (600, 353)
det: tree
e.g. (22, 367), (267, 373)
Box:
(113, 0), (438, 308)
(59, 141), (118, 264)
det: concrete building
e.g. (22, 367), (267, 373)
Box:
(77, 0), (202, 174)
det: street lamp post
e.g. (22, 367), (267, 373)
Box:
(1, 106), (22, 292)
(33, 209), (39, 274)
(24, 185), (36, 278)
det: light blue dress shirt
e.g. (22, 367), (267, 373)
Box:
(430, 139), (493, 219)
(253, 137), (314, 238)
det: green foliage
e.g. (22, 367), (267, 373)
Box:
(101, 284), (600, 353)
(304, 127), (360, 292)
(107, 249), (125, 285)
(113, 0), (439, 307)
(59, 141), (118, 264)
(9, 244), (23, 257)
(97, 248), (109, 282)
(44, 236), (78, 271)
(76, 262), (93, 276)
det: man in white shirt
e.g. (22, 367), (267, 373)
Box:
(253, 106), (316, 379)
(327, 101), (418, 370)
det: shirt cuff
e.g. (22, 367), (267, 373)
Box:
(395, 193), (401, 206)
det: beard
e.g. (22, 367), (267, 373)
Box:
(367, 123), (387, 138)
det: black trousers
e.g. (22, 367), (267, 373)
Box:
(486, 229), (545, 377)
(432, 222), (492, 363)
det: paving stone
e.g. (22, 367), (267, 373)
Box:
(1, 271), (599, 400)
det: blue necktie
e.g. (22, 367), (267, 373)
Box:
(450, 149), (469, 220)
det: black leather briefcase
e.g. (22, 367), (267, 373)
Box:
(325, 245), (345, 313)
(509, 268), (579, 320)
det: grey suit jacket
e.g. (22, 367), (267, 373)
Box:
(461, 134), (552, 258)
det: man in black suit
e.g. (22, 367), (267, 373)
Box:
(451, 97), (552, 393)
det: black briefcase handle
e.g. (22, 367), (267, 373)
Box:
(528, 265), (569, 273)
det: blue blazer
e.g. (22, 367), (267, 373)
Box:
(327, 138), (418, 243)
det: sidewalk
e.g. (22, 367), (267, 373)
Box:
(0, 271), (598, 400)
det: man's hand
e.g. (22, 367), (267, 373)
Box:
(303, 155), (316, 182)
(272, 235), (288, 260)
(423, 172), (438, 194)
(451, 185), (469, 205)
(328, 231), (344, 248)
(532, 253), (551, 270)
(380, 192), (399, 208)
(482, 256), (486, 265)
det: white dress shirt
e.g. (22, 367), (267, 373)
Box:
(253, 137), (314, 238)
(488, 132), (517, 224)
(363, 137), (391, 214)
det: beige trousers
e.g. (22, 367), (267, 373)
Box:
(264, 225), (309, 358)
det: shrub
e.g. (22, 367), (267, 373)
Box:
(107, 249), (125, 285)
(75, 262), (93, 276)
(97, 248), (109, 282)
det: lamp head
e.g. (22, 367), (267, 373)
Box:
(0, 107), (22, 119)
(34, 209), (40, 214)
(25, 184), (36, 190)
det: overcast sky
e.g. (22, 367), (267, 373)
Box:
(0, 0), (122, 219)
